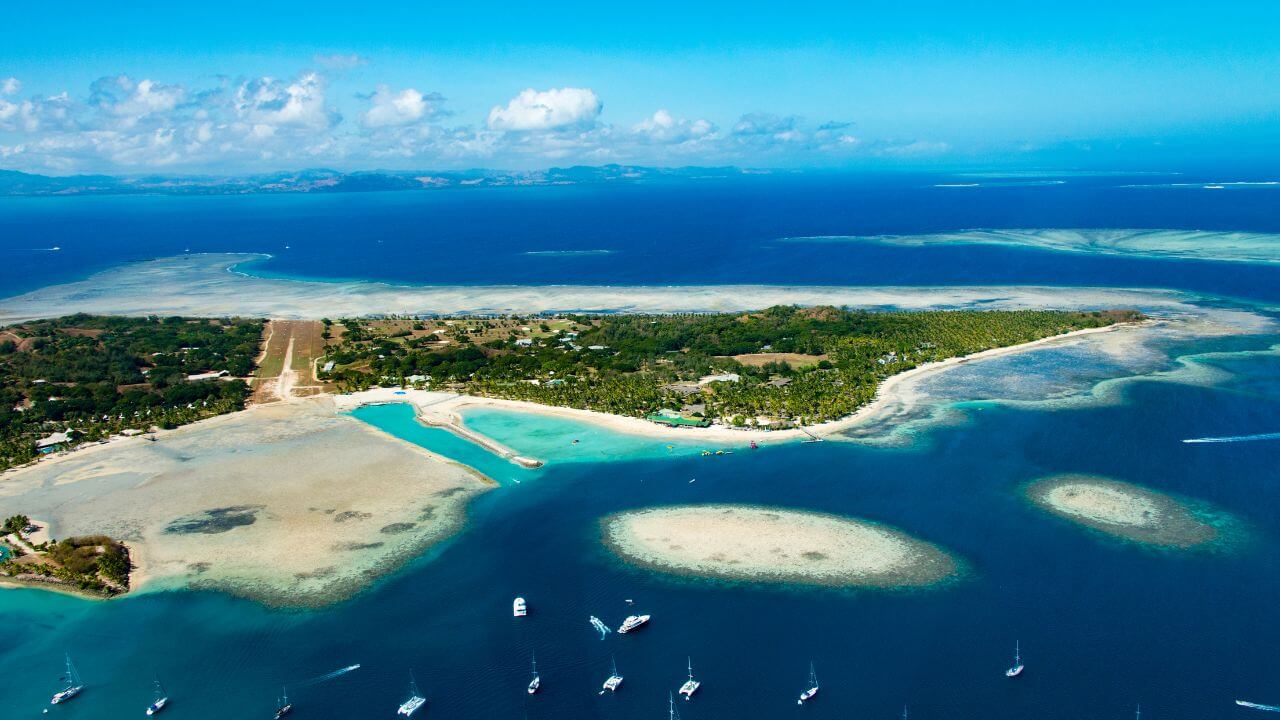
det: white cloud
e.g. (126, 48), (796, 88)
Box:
(313, 53), (368, 70)
(631, 110), (715, 145)
(1, 77), (19, 95)
(90, 76), (184, 126)
(234, 72), (336, 130)
(487, 87), (601, 131)
(362, 86), (441, 128)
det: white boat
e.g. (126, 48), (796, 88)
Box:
(527, 654), (541, 694)
(601, 656), (623, 693)
(145, 677), (169, 715)
(513, 597), (527, 617)
(397, 671), (426, 716)
(669, 691), (683, 720)
(617, 614), (650, 633)
(797, 662), (818, 705)
(1005, 641), (1024, 678)
(678, 657), (700, 700)
(273, 686), (292, 719)
(50, 653), (84, 705)
(1237, 699), (1280, 712)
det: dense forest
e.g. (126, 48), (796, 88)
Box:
(323, 306), (1142, 427)
(0, 314), (263, 470)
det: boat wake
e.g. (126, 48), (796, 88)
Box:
(1183, 432), (1280, 444)
(1237, 700), (1280, 712)
(295, 664), (361, 687)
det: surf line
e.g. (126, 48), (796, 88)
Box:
(1183, 432), (1280, 444)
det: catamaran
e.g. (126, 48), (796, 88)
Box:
(397, 671), (426, 717)
(1005, 641), (1024, 678)
(797, 662), (819, 705)
(601, 656), (624, 694)
(145, 677), (169, 715)
(50, 653), (84, 705)
(678, 657), (700, 700)
(273, 686), (292, 719)
(527, 654), (541, 694)
(513, 596), (528, 617)
(618, 614), (650, 633)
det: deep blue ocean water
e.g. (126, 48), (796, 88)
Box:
(2, 174), (1280, 719)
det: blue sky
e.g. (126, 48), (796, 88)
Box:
(2, 0), (1278, 174)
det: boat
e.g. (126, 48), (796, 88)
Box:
(601, 656), (623, 693)
(397, 671), (426, 716)
(527, 654), (541, 694)
(678, 657), (700, 700)
(617, 614), (650, 633)
(50, 653), (84, 705)
(1237, 700), (1280, 712)
(513, 597), (528, 617)
(749, 440), (758, 449)
(797, 662), (819, 705)
(669, 691), (683, 720)
(145, 677), (169, 715)
(273, 686), (292, 719)
(1005, 641), (1024, 678)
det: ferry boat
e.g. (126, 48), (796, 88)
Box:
(617, 614), (650, 633)
(513, 596), (527, 617)
(678, 657), (700, 700)
(601, 657), (623, 693)
(797, 662), (819, 705)
(527, 654), (541, 694)
(273, 687), (292, 719)
(50, 653), (84, 705)
(145, 677), (169, 715)
(397, 671), (426, 716)
(1005, 641), (1024, 678)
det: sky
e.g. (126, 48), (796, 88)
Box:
(1, 0), (1278, 174)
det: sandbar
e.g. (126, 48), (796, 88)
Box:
(601, 505), (958, 588)
(1024, 474), (1226, 548)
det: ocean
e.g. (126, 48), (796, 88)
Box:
(2, 172), (1279, 718)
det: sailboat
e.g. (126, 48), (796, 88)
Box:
(1005, 641), (1024, 677)
(527, 654), (541, 694)
(669, 691), (683, 720)
(1135, 703), (1141, 720)
(145, 677), (169, 715)
(601, 656), (623, 694)
(678, 657), (700, 700)
(397, 670), (426, 716)
(797, 662), (819, 705)
(50, 653), (84, 705)
(273, 686), (292, 719)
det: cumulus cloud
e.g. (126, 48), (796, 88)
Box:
(362, 86), (442, 128)
(1, 77), (19, 95)
(487, 87), (602, 131)
(631, 110), (716, 145)
(313, 53), (368, 70)
(234, 72), (337, 130)
(89, 76), (184, 125)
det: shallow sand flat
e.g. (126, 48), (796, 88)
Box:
(0, 398), (494, 606)
(1024, 475), (1224, 548)
(0, 252), (1228, 323)
(602, 505), (958, 587)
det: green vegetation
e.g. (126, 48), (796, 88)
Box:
(0, 314), (263, 470)
(322, 306), (1142, 427)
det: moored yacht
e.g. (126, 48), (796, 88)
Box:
(1005, 641), (1024, 678)
(601, 656), (623, 693)
(397, 671), (426, 716)
(797, 662), (819, 705)
(527, 654), (541, 694)
(513, 597), (528, 617)
(618, 614), (650, 633)
(273, 687), (292, 719)
(145, 677), (169, 715)
(678, 657), (700, 700)
(51, 654), (84, 705)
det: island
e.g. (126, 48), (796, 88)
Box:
(1023, 474), (1233, 548)
(1, 515), (131, 597)
(601, 505), (959, 588)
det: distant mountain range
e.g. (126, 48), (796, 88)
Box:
(0, 165), (763, 196)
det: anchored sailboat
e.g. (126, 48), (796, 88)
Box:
(397, 670), (426, 716)
(50, 654), (84, 705)
(527, 654), (541, 694)
(1005, 641), (1024, 678)
(273, 686), (292, 719)
(669, 691), (683, 720)
(678, 657), (700, 700)
(601, 656), (624, 694)
(797, 662), (819, 705)
(145, 677), (169, 715)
